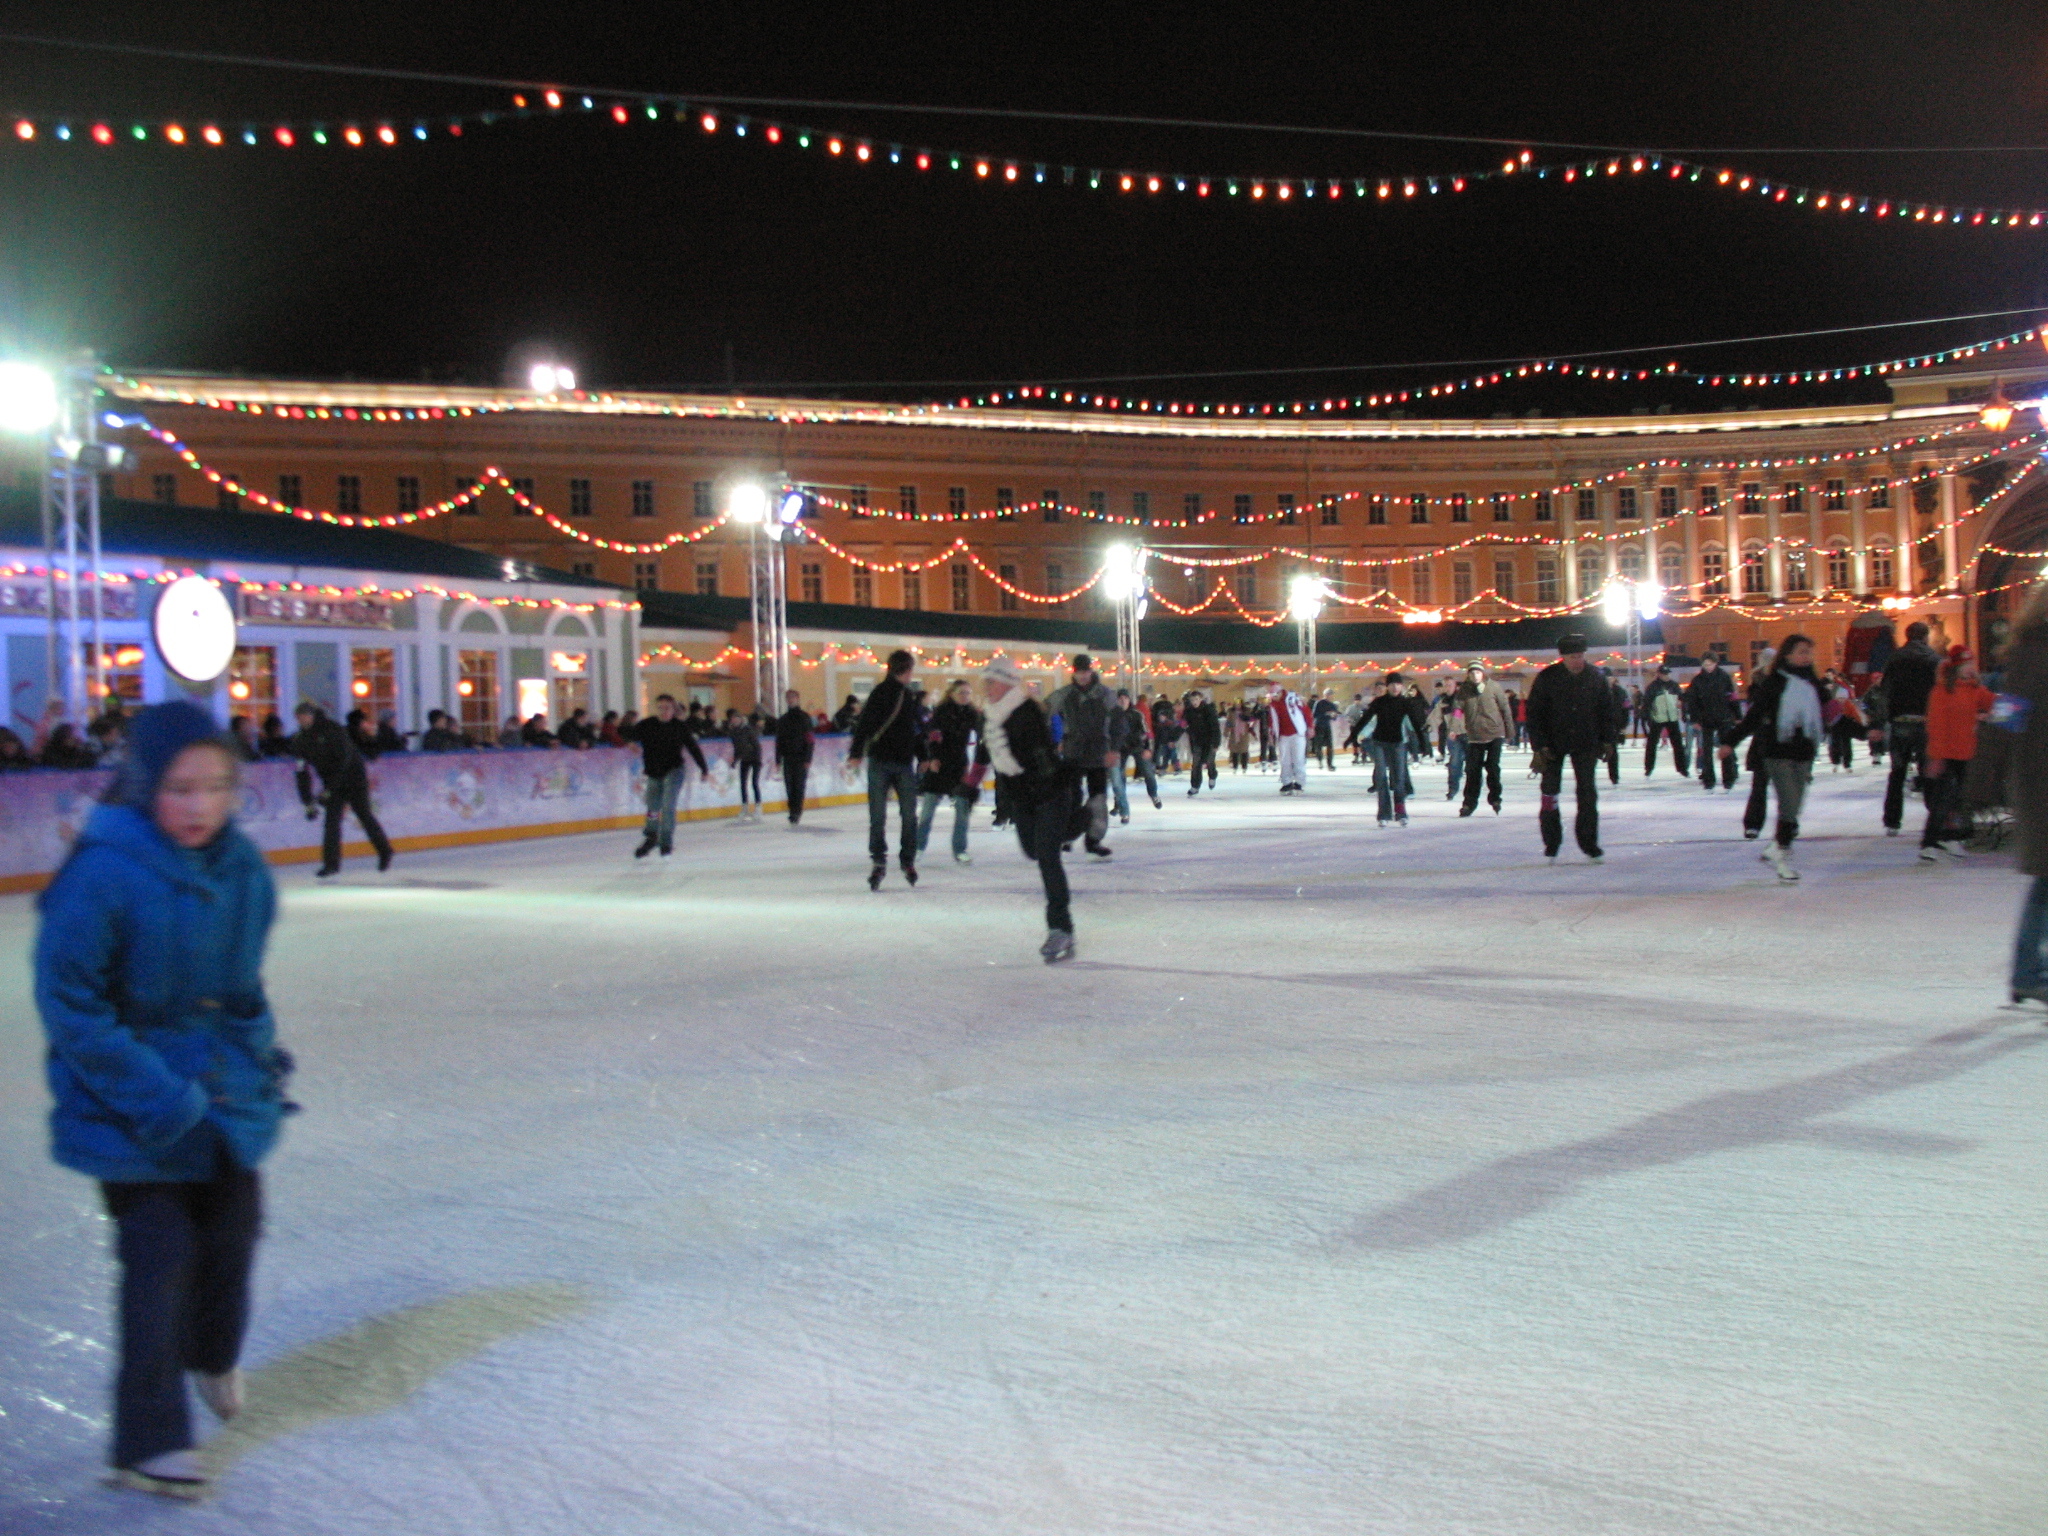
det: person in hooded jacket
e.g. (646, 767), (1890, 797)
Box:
(36, 702), (297, 1500)
(1684, 654), (1740, 790)
(982, 656), (1080, 963)
(1525, 633), (1624, 862)
(1721, 633), (1825, 881)
(290, 702), (394, 877)
(916, 679), (984, 863)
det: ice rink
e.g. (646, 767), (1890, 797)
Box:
(2, 748), (2043, 1535)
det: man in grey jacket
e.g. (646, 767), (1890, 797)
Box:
(1044, 653), (1117, 858)
(1456, 663), (1514, 817)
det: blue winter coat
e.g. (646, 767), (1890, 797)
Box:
(35, 802), (292, 1182)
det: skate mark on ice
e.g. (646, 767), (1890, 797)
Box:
(391, 878), (494, 891)
(201, 1281), (592, 1471)
(1339, 1023), (2038, 1252)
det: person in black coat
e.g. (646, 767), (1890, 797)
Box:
(982, 656), (1079, 963)
(1182, 689), (1222, 795)
(1721, 634), (1825, 880)
(290, 703), (394, 876)
(847, 650), (923, 888)
(631, 694), (709, 857)
(1870, 619), (1940, 834)
(773, 689), (816, 825)
(1684, 654), (1740, 790)
(1524, 634), (1624, 862)
(1109, 689), (1160, 820)
(916, 680), (984, 863)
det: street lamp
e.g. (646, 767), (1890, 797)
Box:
(729, 481), (788, 707)
(0, 362), (58, 433)
(1289, 573), (1328, 698)
(528, 362), (577, 395)
(1601, 577), (1663, 687)
(1101, 543), (1147, 695)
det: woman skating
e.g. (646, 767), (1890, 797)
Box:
(1720, 634), (1825, 881)
(36, 701), (297, 1500)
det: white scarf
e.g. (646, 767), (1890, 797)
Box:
(1776, 671), (1823, 743)
(983, 688), (1027, 776)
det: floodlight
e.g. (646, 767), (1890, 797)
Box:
(728, 482), (768, 524)
(1287, 573), (1326, 621)
(1601, 579), (1631, 626)
(0, 362), (58, 433)
(777, 489), (806, 525)
(528, 362), (576, 394)
(1101, 543), (1137, 600)
(1636, 578), (1664, 619)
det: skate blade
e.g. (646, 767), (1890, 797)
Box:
(104, 1468), (211, 1502)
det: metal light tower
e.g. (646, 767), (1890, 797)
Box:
(730, 483), (801, 709)
(1289, 572), (1328, 698)
(1102, 543), (1147, 696)
(1601, 577), (1664, 687)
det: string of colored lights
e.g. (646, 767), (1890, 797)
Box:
(22, 94), (2048, 237)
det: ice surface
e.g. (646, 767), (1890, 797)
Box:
(1, 750), (2043, 1534)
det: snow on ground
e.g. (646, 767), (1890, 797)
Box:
(1, 748), (2043, 1535)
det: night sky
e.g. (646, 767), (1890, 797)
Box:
(2, 2), (2046, 411)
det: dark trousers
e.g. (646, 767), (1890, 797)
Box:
(783, 759), (810, 822)
(1921, 759), (1971, 849)
(1827, 718), (1859, 768)
(1643, 720), (1688, 776)
(1015, 791), (1074, 933)
(1313, 733), (1334, 770)
(1602, 742), (1620, 785)
(736, 759), (761, 805)
(101, 1147), (261, 1469)
(1187, 744), (1218, 791)
(1743, 763), (1770, 834)
(1460, 738), (1504, 811)
(1883, 720), (1928, 831)
(1538, 748), (1602, 856)
(1700, 733), (1739, 789)
(866, 758), (919, 865)
(322, 771), (392, 872)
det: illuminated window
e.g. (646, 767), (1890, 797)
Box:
(225, 645), (276, 721)
(568, 478), (591, 517)
(457, 650), (498, 739)
(337, 475), (361, 516)
(350, 648), (396, 720)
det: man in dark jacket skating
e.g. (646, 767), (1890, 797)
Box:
(290, 702), (393, 877)
(1045, 653), (1117, 856)
(847, 649), (923, 888)
(1524, 634), (1624, 862)
(1684, 654), (1740, 790)
(632, 694), (710, 856)
(1182, 688), (1222, 795)
(774, 689), (815, 825)
(983, 655), (1080, 962)
(1870, 620), (1940, 835)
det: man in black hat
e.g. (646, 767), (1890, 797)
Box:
(1523, 634), (1625, 863)
(1045, 653), (1117, 856)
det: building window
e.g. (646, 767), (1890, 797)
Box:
(897, 484), (918, 517)
(1617, 545), (1645, 581)
(1702, 548), (1728, 595)
(845, 485), (869, 519)
(1234, 493), (1253, 524)
(568, 478), (591, 518)
(1184, 492), (1202, 520)
(1409, 494), (1429, 524)
(1825, 545), (1852, 590)
(278, 473), (301, 507)
(1410, 563), (1432, 605)
(1042, 489), (1062, 523)
(570, 560), (596, 578)
(636, 562), (660, 592)
(949, 485), (968, 518)
(852, 571), (874, 606)
(1044, 561), (1063, 599)
(998, 564), (1018, 610)
(1368, 494), (1388, 525)
(1491, 492), (1511, 523)
(452, 472), (480, 514)
(996, 487), (1015, 520)
(153, 473), (177, 504)
(396, 475), (421, 514)
(510, 477), (535, 515)
(218, 476), (241, 513)
(226, 645), (276, 722)
(1658, 544), (1684, 589)
(1824, 478), (1846, 510)
(1449, 493), (1470, 524)
(1277, 493), (1297, 525)
(1535, 557), (1559, 604)
(1493, 559), (1515, 601)
(694, 560), (718, 596)
(1534, 491), (1554, 523)
(350, 647), (397, 720)
(692, 480), (714, 518)
(1617, 487), (1639, 520)
(1866, 480), (1891, 509)
(1785, 549), (1811, 592)
(1741, 482), (1762, 516)
(1452, 561), (1474, 603)
(1233, 569), (1258, 607)
(1131, 491), (1149, 520)
(1657, 486), (1678, 519)
(1740, 546), (1767, 594)
(1784, 484), (1804, 517)
(1088, 490), (1106, 518)
(1699, 484), (1720, 514)
(951, 563), (970, 611)
(336, 475), (362, 516)
(1869, 544), (1895, 589)
(1320, 497), (1341, 526)
(1577, 488), (1597, 520)
(631, 480), (655, 518)
(800, 562), (823, 604)
(1364, 562), (1391, 595)
(1577, 548), (1604, 596)
(456, 650), (499, 740)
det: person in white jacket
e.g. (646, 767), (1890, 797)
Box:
(1266, 685), (1312, 793)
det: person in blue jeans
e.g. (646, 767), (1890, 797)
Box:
(36, 701), (298, 1501)
(847, 649), (923, 889)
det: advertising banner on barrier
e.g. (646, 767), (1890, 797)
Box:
(0, 736), (861, 891)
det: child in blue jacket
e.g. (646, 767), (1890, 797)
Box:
(36, 701), (295, 1500)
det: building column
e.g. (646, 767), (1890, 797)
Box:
(1940, 469), (1962, 593)
(1562, 531), (1579, 605)
(1765, 481), (1785, 599)
(1681, 478), (1702, 597)
(1850, 493), (1868, 594)
(1894, 462), (1915, 594)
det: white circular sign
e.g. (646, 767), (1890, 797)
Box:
(152, 575), (237, 683)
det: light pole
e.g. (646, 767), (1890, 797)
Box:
(1101, 542), (1147, 696)
(1289, 572), (1328, 698)
(1601, 576), (1664, 687)
(730, 482), (800, 709)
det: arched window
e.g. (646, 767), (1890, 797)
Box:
(1868, 541), (1896, 591)
(1617, 544), (1646, 581)
(1824, 542), (1852, 591)
(1657, 544), (1685, 590)
(1784, 548), (1812, 592)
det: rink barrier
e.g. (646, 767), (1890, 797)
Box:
(0, 738), (862, 894)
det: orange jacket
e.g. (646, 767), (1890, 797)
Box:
(1926, 681), (1992, 762)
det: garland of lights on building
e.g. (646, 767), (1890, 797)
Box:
(0, 560), (635, 613)
(15, 94), (2048, 237)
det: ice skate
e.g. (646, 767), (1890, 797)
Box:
(902, 863), (919, 887)
(868, 863), (885, 891)
(1040, 929), (1075, 964)
(1918, 847), (1940, 863)
(376, 849), (393, 871)
(633, 835), (656, 859)
(953, 851), (972, 865)
(194, 1368), (243, 1421)
(1763, 844), (1799, 881)
(105, 1451), (208, 1502)
(1084, 839), (1112, 859)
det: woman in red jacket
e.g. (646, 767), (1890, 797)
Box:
(1920, 646), (1993, 861)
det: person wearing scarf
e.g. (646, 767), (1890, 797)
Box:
(1721, 633), (1825, 881)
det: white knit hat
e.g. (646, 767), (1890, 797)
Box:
(982, 655), (1024, 686)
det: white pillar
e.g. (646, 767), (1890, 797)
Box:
(1940, 470), (1961, 593)
(1765, 481), (1785, 599)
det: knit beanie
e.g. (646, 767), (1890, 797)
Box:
(115, 700), (233, 808)
(982, 655), (1024, 687)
